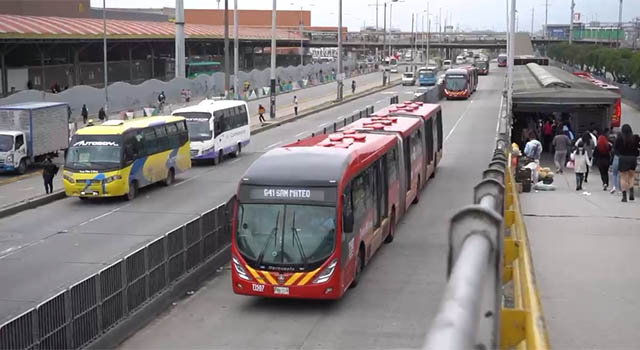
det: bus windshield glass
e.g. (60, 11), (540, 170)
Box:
(173, 112), (212, 141)
(497, 55), (507, 64)
(236, 203), (336, 268)
(0, 135), (13, 152)
(445, 75), (468, 91)
(419, 70), (435, 78)
(66, 135), (122, 170)
(476, 61), (488, 69)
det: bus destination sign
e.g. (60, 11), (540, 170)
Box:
(243, 186), (336, 202)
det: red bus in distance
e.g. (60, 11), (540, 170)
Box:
(573, 71), (622, 128)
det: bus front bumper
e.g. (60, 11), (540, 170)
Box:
(232, 275), (342, 300)
(64, 178), (127, 197)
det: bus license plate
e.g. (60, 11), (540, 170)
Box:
(273, 286), (289, 295)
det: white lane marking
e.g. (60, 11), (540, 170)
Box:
(175, 174), (201, 187)
(78, 203), (132, 227)
(265, 141), (283, 150)
(444, 94), (476, 143)
(229, 158), (241, 164)
(375, 99), (384, 104)
(318, 122), (329, 128)
(295, 130), (308, 137)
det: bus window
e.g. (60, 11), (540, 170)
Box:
(425, 119), (434, 164)
(387, 147), (398, 184)
(371, 164), (380, 228)
(177, 120), (189, 144)
(155, 125), (168, 151)
(403, 137), (411, 191)
(214, 111), (224, 135)
(143, 128), (158, 154)
(166, 122), (179, 149)
(436, 111), (443, 151)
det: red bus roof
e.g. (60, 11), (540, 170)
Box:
(375, 102), (441, 121)
(242, 132), (397, 187)
(573, 71), (620, 93)
(343, 115), (422, 138)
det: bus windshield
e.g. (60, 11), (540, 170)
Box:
(445, 75), (468, 91)
(419, 71), (435, 78)
(236, 203), (336, 268)
(173, 112), (212, 142)
(476, 61), (488, 69)
(497, 55), (507, 64)
(66, 135), (122, 170)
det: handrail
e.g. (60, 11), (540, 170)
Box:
(424, 94), (549, 349)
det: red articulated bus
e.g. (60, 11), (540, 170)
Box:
(572, 71), (622, 128)
(230, 103), (443, 299)
(444, 68), (471, 99)
(464, 66), (479, 93)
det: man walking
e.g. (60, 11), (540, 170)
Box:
(42, 156), (59, 194)
(258, 104), (266, 124)
(293, 96), (299, 116)
(81, 104), (89, 124)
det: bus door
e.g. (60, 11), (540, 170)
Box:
(436, 111), (443, 164)
(370, 157), (388, 251)
(395, 136), (408, 216)
(386, 142), (403, 220)
(402, 134), (414, 207)
(424, 118), (435, 177)
(341, 183), (357, 287)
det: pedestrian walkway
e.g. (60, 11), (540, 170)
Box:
(0, 71), (399, 211)
(521, 153), (640, 349)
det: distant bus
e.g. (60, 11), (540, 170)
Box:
(444, 68), (471, 99)
(497, 54), (507, 67)
(476, 60), (490, 75)
(417, 67), (437, 86)
(63, 117), (191, 200)
(172, 100), (250, 164)
(573, 72), (622, 128)
(187, 61), (222, 79)
(383, 57), (398, 73)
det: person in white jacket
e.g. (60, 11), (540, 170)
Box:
(571, 146), (592, 191)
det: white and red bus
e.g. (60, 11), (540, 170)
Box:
(497, 53), (507, 67)
(573, 71), (622, 128)
(230, 104), (443, 299)
(444, 68), (472, 99)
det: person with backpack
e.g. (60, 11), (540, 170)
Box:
(258, 104), (266, 124)
(523, 132), (542, 162)
(42, 156), (59, 194)
(98, 107), (107, 121)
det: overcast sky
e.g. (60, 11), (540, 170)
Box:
(91, 0), (640, 32)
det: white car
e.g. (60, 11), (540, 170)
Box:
(455, 56), (466, 64)
(414, 87), (430, 97)
(402, 72), (416, 86)
(442, 60), (452, 70)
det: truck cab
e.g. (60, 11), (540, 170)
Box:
(0, 131), (28, 173)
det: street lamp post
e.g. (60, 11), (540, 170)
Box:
(617, 0), (623, 47)
(175, 0), (185, 79)
(224, 0), (230, 95)
(270, 0), (276, 119)
(569, 0), (574, 45)
(299, 6), (304, 65)
(233, 0), (238, 98)
(337, 0), (343, 101)
(508, 0), (515, 111)
(102, 0), (108, 113)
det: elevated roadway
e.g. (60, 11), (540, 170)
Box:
(119, 64), (507, 349)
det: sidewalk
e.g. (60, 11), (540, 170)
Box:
(520, 154), (640, 349)
(0, 72), (399, 212)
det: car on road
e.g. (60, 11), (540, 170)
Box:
(442, 60), (452, 70)
(402, 72), (416, 86)
(414, 87), (430, 97)
(455, 56), (466, 65)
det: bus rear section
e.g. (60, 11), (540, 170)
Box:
(231, 132), (401, 299)
(443, 69), (471, 99)
(497, 54), (507, 67)
(63, 117), (191, 200)
(573, 72), (622, 128)
(173, 100), (250, 165)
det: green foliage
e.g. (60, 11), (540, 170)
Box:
(547, 44), (640, 86)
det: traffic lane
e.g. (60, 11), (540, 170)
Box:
(0, 82), (415, 320)
(119, 69), (504, 350)
(621, 102), (640, 133)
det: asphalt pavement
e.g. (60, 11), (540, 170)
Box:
(0, 73), (407, 325)
(118, 65), (506, 349)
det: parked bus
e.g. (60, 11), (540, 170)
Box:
(497, 53), (507, 67)
(63, 116), (191, 200)
(444, 68), (472, 99)
(417, 67), (437, 86)
(476, 59), (490, 75)
(230, 103), (443, 299)
(573, 71), (622, 128)
(186, 61), (222, 79)
(172, 100), (250, 164)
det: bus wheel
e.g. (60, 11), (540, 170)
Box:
(384, 211), (396, 243)
(412, 176), (421, 204)
(430, 166), (436, 179)
(213, 150), (222, 165)
(350, 247), (365, 288)
(126, 181), (138, 201)
(163, 168), (175, 186)
(231, 143), (241, 158)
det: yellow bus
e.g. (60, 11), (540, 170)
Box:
(63, 116), (191, 200)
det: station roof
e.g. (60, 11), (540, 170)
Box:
(0, 14), (306, 41)
(512, 64), (619, 107)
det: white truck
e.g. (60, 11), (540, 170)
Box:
(0, 102), (70, 174)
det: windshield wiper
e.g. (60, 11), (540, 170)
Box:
(289, 211), (308, 268)
(256, 211), (280, 266)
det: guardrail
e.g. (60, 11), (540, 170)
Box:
(424, 96), (549, 349)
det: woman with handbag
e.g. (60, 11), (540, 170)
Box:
(615, 124), (639, 202)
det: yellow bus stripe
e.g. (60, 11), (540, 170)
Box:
(261, 271), (278, 285)
(285, 272), (304, 286)
(245, 265), (265, 284)
(297, 268), (321, 286)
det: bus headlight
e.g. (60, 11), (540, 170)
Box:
(313, 259), (338, 284)
(6, 154), (13, 164)
(63, 174), (75, 183)
(232, 256), (251, 281)
(104, 175), (122, 183)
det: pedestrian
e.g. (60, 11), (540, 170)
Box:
(615, 124), (639, 202)
(98, 107), (107, 121)
(542, 120), (553, 152)
(293, 96), (298, 116)
(158, 91), (166, 111)
(610, 132), (621, 194)
(351, 80), (356, 94)
(81, 104), (89, 124)
(575, 131), (595, 183)
(258, 104), (266, 124)
(42, 156), (59, 194)
(571, 146), (591, 191)
(523, 131), (542, 162)
(594, 130), (612, 190)
(552, 129), (572, 173)
(186, 89), (192, 103)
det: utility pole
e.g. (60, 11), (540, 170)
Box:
(337, 0), (343, 101)
(544, 0), (548, 39)
(617, 0), (623, 47)
(299, 6), (304, 65)
(175, 0), (185, 79)
(389, 2), (393, 57)
(411, 13), (414, 71)
(531, 7), (534, 35)
(102, 0), (108, 113)
(383, 2), (387, 85)
(426, 3), (430, 66)
(376, 0), (379, 29)
(421, 12), (425, 63)
(270, 0), (276, 119)
(224, 0), (230, 95)
(508, 0), (515, 111)
(569, 0), (575, 44)
(233, 0), (238, 98)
